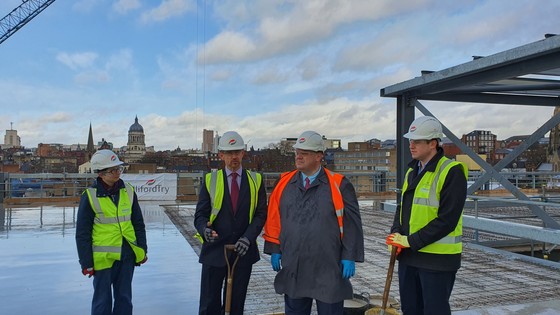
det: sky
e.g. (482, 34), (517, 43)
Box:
(0, 0), (559, 151)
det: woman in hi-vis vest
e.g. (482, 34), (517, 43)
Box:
(76, 149), (148, 315)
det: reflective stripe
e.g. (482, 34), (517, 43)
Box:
(92, 245), (121, 253)
(401, 157), (467, 255)
(87, 188), (103, 217)
(434, 235), (462, 244)
(209, 171), (220, 218)
(327, 170), (345, 239)
(125, 184), (134, 205)
(86, 183), (146, 270)
(196, 169), (262, 243)
(264, 168), (345, 244)
(412, 159), (452, 207)
(248, 170), (259, 213)
(88, 187), (133, 223)
(95, 215), (131, 224)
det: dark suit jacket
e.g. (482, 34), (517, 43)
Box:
(194, 168), (267, 267)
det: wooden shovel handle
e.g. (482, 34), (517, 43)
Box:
(382, 246), (398, 310)
(224, 244), (239, 314)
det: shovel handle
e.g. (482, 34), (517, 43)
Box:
(224, 244), (239, 314)
(382, 246), (398, 310)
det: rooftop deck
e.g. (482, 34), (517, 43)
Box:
(164, 201), (560, 314)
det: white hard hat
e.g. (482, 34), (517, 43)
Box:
(292, 131), (325, 152)
(91, 149), (124, 172)
(404, 116), (444, 140)
(218, 131), (245, 151)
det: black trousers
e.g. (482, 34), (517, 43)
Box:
(198, 263), (253, 315)
(398, 263), (457, 315)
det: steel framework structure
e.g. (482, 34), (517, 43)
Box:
(0, 0), (56, 45)
(381, 34), (560, 231)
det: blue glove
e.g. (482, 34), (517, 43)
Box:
(271, 253), (282, 271)
(341, 260), (355, 279)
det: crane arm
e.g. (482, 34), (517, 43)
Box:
(0, 0), (57, 46)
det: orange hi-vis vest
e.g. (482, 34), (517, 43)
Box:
(263, 168), (345, 245)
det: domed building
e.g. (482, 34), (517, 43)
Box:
(125, 116), (146, 162)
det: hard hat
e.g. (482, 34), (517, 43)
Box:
(404, 116), (444, 140)
(218, 131), (245, 151)
(292, 130), (325, 152)
(90, 149), (124, 172)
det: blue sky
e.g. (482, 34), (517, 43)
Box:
(0, 0), (559, 151)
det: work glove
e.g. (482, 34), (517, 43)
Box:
(387, 244), (402, 256)
(136, 254), (148, 266)
(204, 222), (219, 243)
(271, 253), (282, 272)
(234, 237), (250, 256)
(82, 267), (95, 278)
(386, 233), (410, 254)
(340, 260), (355, 279)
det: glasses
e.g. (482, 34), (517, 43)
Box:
(103, 166), (124, 175)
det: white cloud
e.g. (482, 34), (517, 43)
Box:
(205, 0), (433, 64)
(113, 0), (142, 15)
(56, 52), (98, 71)
(203, 31), (257, 63)
(140, 0), (193, 23)
(105, 49), (135, 73)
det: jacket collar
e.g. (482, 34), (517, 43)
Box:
(93, 177), (125, 197)
(408, 146), (445, 173)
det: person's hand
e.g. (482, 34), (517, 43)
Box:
(340, 260), (355, 279)
(204, 222), (219, 243)
(234, 237), (250, 256)
(387, 244), (402, 256)
(386, 233), (410, 252)
(271, 253), (282, 271)
(82, 267), (94, 278)
(136, 254), (148, 266)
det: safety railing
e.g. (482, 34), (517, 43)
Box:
(0, 171), (400, 204)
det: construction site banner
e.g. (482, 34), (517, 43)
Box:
(121, 173), (177, 201)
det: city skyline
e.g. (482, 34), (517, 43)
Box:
(2, 118), (549, 152)
(0, 1), (558, 151)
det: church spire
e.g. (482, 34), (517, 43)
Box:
(87, 122), (94, 157)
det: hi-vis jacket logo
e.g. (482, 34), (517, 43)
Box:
(228, 139), (237, 145)
(135, 178), (170, 194)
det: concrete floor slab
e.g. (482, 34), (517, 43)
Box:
(0, 202), (200, 314)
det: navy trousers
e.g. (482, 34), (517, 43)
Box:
(198, 263), (253, 315)
(91, 257), (135, 315)
(284, 295), (344, 315)
(398, 263), (457, 315)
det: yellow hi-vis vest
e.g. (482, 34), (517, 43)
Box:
(194, 169), (262, 243)
(401, 157), (468, 254)
(86, 184), (146, 270)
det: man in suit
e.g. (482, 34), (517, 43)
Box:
(194, 131), (268, 315)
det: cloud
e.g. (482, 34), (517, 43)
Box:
(105, 49), (135, 73)
(140, 0), (194, 23)
(203, 31), (257, 63)
(204, 0), (433, 64)
(251, 68), (289, 85)
(56, 52), (98, 71)
(74, 71), (111, 85)
(113, 0), (142, 15)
